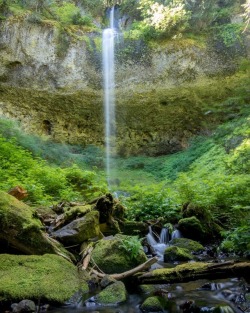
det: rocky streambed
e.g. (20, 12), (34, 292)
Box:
(0, 190), (249, 313)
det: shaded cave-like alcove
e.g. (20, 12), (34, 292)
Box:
(42, 119), (52, 135)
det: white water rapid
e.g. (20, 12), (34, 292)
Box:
(146, 226), (183, 261)
(103, 7), (116, 186)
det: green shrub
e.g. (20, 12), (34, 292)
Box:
(220, 222), (250, 255)
(122, 183), (181, 222)
(118, 235), (144, 260)
(0, 134), (106, 204)
(212, 23), (243, 47)
(0, 118), (105, 169)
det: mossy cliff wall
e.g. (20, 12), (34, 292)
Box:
(0, 18), (249, 155)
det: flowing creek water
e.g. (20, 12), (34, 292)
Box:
(48, 227), (249, 313)
(49, 277), (248, 313)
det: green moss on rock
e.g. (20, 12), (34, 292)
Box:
(149, 262), (208, 283)
(140, 296), (165, 312)
(0, 191), (71, 257)
(95, 281), (127, 305)
(138, 284), (157, 295)
(0, 254), (88, 303)
(119, 220), (148, 236)
(164, 246), (194, 262)
(178, 216), (205, 241)
(64, 204), (92, 221)
(91, 235), (147, 274)
(170, 238), (204, 252)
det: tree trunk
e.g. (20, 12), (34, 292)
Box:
(139, 261), (250, 284)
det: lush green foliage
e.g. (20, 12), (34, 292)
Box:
(121, 183), (182, 222)
(220, 222), (250, 255)
(0, 118), (105, 168)
(212, 23), (243, 47)
(118, 235), (144, 260)
(139, 0), (190, 37)
(1, 0), (97, 27)
(114, 114), (250, 230)
(0, 130), (107, 204)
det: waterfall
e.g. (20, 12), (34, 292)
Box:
(146, 226), (184, 261)
(103, 7), (116, 186)
(146, 226), (169, 261)
(171, 229), (182, 240)
(159, 227), (170, 244)
(146, 226), (158, 247)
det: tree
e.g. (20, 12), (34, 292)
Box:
(242, 0), (250, 32)
(138, 0), (190, 35)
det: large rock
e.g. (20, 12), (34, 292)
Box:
(91, 235), (147, 274)
(164, 246), (194, 263)
(0, 254), (88, 303)
(52, 211), (100, 244)
(181, 203), (223, 241)
(140, 296), (167, 312)
(92, 281), (127, 306)
(178, 216), (205, 242)
(0, 191), (72, 259)
(170, 238), (204, 252)
(11, 300), (36, 313)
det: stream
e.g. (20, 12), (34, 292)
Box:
(48, 227), (249, 313)
(49, 276), (249, 313)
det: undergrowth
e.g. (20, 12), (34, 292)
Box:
(0, 121), (107, 204)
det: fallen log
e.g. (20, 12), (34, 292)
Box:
(91, 256), (158, 280)
(139, 261), (250, 284)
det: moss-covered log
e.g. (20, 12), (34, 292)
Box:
(139, 261), (250, 284)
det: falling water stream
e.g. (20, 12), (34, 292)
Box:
(103, 7), (116, 186)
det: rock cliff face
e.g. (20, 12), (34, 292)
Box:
(0, 17), (248, 155)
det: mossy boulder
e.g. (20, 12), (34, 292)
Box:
(0, 191), (71, 258)
(120, 220), (149, 236)
(0, 254), (88, 303)
(52, 211), (100, 244)
(170, 238), (204, 252)
(64, 204), (92, 222)
(178, 216), (205, 241)
(181, 203), (223, 241)
(91, 235), (147, 274)
(138, 284), (169, 296)
(140, 296), (166, 312)
(94, 281), (127, 305)
(164, 246), (194, 263)
(182, 203), (211, 220)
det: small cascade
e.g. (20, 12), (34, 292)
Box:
(146, 226), (169, 261)
(146, 227), (184, 261)
(159, 227), (170, 244)
(146, 226), (158, 246)
(171, 229), (183, 240)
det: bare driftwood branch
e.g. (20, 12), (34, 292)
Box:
(82, 247), (93, 270)
(139, 261), (250, 284)
(91, 256), (158, 280)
